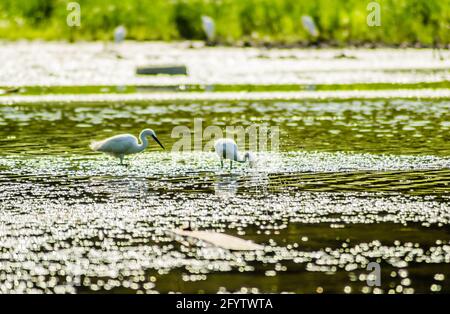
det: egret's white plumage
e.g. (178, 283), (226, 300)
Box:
(114, 25), (127, 43)
(301, 15), (319, 37)
(214, 138), (255, 170)
(90, 128), (164, 164)
(201, 15), (216, 42)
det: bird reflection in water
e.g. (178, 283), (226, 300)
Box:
(214, 171), (269, 197)
(214, 174), (239, 197)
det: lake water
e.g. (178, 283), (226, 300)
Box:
(0, 94), (449, 293)
(1, 43), (449, 293)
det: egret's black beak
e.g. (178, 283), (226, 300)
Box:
(152, 134), (165, 149)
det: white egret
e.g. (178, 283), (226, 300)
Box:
(214, 138), (255, 170)
(114, 25), (127, 43)
(201, 15), (216, 43)
(301, 15), (319, 37)
(101, 25), (126, 56)
(90, 129), (164, 165)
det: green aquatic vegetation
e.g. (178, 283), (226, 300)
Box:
(1, 81), (449, 96)
(0, 0), (448, 45)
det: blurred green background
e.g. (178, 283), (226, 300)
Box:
(0, 0), (448, 46)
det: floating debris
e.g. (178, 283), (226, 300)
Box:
(0, 87), (20, 95)
(172, 229), (264, 251)
(136, 65), (188, 75)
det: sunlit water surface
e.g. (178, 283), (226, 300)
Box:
(0, 98), (449, 293)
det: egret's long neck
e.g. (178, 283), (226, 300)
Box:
(137, 132), (149, 152)
(235, 152), (248, 163)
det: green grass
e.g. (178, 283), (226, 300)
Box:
(0, 0), (449, 45)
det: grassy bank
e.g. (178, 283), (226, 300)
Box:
(0, 0), (449, 46)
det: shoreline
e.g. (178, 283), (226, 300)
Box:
(1, 39), (449, 50)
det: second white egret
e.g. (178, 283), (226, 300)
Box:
(90, 128), (164, 165)
(214, 138), (255, 170)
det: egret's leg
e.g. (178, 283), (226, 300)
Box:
(230, 160), (233, 171)
(220, 159), (223, 169)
